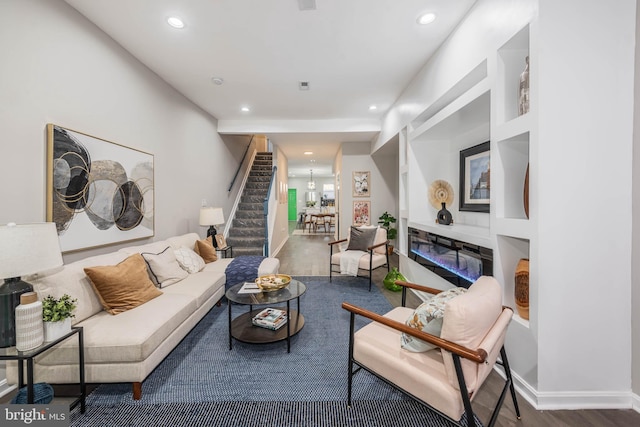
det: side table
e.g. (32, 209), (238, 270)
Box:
(0, 326), (85, 413)
(217, 245), (233, 258)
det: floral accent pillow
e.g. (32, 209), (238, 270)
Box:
(401, 287), (468, 352)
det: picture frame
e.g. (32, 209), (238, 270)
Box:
(459, 141), (490, 212)
(215, 234), (227, 249)
(352, 171), (370, 197)
(352, 200), (371, 226)
(46, 124), (154, 252)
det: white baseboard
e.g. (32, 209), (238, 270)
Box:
(0, 379), (17, 400)
(633, 392), (640, 413)
(495, 366), (635, 411)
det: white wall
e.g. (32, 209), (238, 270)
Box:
(340, 141), (396, 238)
(0, 0), (244, 265)
(633, 0), (640, 409)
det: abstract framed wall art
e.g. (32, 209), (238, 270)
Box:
(459, 141), (490, 212)
(352, 171), (370, 197)
(353, 200), (371, 226)
(46, 124), (154, 252)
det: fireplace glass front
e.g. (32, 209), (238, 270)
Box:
(408, 227), (493, 288)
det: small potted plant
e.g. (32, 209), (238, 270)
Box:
(378, 211), (398, 254)
(42, 294), (77, 342)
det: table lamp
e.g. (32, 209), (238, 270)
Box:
(0, 222), (63, 348)
(199, 207), (225, 248)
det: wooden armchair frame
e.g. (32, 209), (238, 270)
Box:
(342, 280), (521, 427)
(328, 238), (390, 291)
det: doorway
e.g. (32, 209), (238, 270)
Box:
(287, 189), (297, 221)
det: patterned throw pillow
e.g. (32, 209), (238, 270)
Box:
(141, 246), (189, 288)
(174, 247), (205, 274)
(401, 287), (468, 352)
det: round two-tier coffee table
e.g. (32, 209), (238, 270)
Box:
(225, 279), (306, 353)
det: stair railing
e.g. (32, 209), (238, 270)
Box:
(228, 136), (254, 192)
(263, 165), (277, 256)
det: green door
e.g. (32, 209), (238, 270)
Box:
(288, 189), (297, 221)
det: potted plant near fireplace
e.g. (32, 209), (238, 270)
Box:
(377, 211), (398, 255)
(42, 294), (77, 342)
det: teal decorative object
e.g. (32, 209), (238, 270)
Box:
(383, 268), (406, 292)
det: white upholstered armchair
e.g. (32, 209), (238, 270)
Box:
(341, 276), (521, 427)
(328, 226), (390, 291)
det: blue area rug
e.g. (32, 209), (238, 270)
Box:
(70, 276), (480, 426)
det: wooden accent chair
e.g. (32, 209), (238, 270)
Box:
(342, 276), (521, 427)
(328, 227), (390, 291)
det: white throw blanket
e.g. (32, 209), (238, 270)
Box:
(340, 250), (365, 276)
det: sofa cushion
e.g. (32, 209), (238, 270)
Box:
(36, 292), (197, 365)
(162, 271), (226, 308)
(119, 240), (173, 257)
(401, 287), (467, 352)
(174, 247), (205, 274)
(84, 254), (162, 315)
(194, 236), (218, 263)
(141, 246), (189, 288)
(166, 233), (201, 251)
(31, 251), (129, 324)
(440, 276), (502, 393)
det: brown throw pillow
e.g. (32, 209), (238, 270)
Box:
(194, 236), (218, 263)
(84, 253), (162, 315)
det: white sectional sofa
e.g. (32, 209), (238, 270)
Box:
(6, 233), (279, 399)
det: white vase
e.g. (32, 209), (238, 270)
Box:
(43, 318), (71, 342)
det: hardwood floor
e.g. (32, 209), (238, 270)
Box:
(278, 221), (640, 427)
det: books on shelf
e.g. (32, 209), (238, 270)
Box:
(252, 308), (288, 330)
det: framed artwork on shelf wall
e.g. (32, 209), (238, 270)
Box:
(215, 234), (227, 249)
(353, 200), (371, 226)
(459, 141), (490, 212)
(352, 171), (370, 197)
(46, 124), (154, 252)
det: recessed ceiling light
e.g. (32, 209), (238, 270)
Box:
(241, 106), (250, 112)
(167, 16), (185, 29)
(304, 151), (313, 155)
(417, 12), (436, 25)
(369, 105), (377, 111)
(211, 77), (224, 85)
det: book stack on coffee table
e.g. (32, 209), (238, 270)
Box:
(252, 308), (288, 330)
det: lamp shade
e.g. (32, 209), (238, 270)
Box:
(0, 222), (63, 279)
(199, 207), (224, 226)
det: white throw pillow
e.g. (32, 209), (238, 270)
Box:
(141, 246), (189, 288)
(174, 247), (206, 274)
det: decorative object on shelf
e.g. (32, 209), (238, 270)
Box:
(377, 211), (397, 254)
(352, 200), (371, 226)
(0, 222), (63, 348)
(42, 294), (77, 342)
(428, 180), (454, 210)
(459, 141), (490, 213)
(428, 180), (454, 225)
(199, 207), (225, 248)
(518, 56), (530, 116)
(514, 258), (529, 320)
(383, 267), (407, 292)
(15, 292), (44, 351)
(437, 203), (453, 225)
(523, 163), (529, 219)
(46, 124), (154, 252)
(352, 171), (370, 197)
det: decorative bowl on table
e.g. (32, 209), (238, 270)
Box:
(255, 274), (292, 291)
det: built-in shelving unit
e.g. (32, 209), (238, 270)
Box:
(399, 22), (538, 389)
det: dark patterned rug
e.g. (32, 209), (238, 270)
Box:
(70, 276), (481, 427)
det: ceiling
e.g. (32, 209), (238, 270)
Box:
(64, 0), (475, 177)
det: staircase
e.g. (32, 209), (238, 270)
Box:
(226, 152), (273, 256)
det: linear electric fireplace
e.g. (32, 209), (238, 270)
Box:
(408, 227), (493, 288)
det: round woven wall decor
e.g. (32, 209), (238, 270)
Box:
(428, 180), (454, 210)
